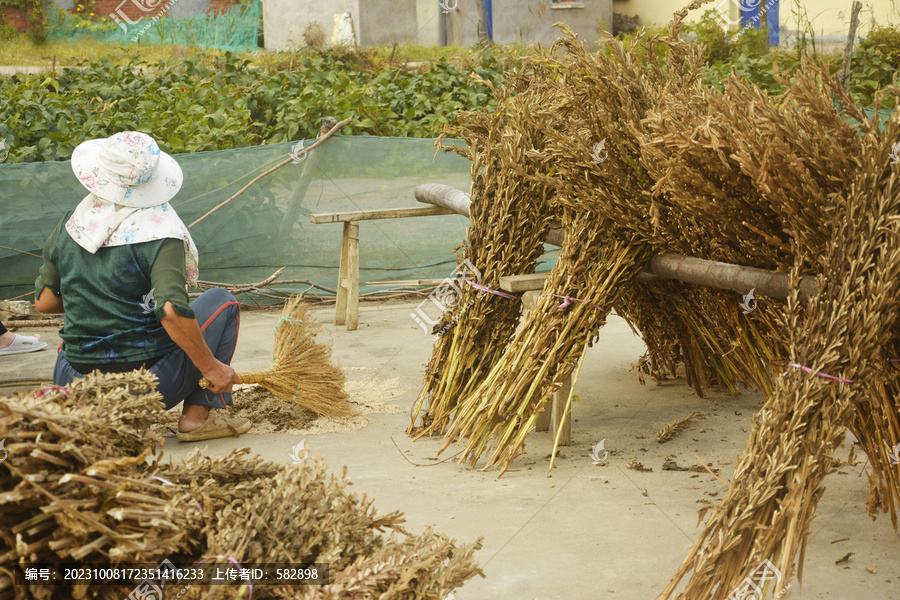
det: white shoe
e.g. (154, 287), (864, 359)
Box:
(0, 334), (48, 356)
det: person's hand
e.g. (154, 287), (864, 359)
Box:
(202, 360), (239, 394)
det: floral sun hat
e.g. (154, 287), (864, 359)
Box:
(71, 131), (182, 206)
(65, 132), (199, 285)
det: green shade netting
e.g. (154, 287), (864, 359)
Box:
(0, 136), (482, 300)
(46, 0), (260, 52)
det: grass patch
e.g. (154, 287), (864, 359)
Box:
(0, 35), (205, 66)
(0, 33), (528, 72)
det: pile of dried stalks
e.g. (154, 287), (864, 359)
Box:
(0, 371), (482, 599)
(410, 0), (900, 595)
(408, 68), (557, 437)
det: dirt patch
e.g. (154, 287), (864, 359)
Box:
(298, 372), (405, 434)
(153, 373), (404, 437)
(227, 386), (319, 433)
(151, 385), (317, 438)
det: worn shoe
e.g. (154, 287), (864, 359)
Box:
(175, 410), (251, 441)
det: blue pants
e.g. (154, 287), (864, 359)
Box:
(53, 288), (241, 410)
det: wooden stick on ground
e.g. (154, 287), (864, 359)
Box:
(7, 319), (63, 328)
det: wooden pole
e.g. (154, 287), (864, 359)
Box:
(187, 117), (352, 230)
(842, 1), (863, 93)
(6, 319), (63, 328)
(334, 222), (352, 327)
(475, 0), (489, 46)
(648, 253), (818, 302)
(414, 183), (820, 301)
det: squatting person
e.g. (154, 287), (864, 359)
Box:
(33, 131), (251, 441)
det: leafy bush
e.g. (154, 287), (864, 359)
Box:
(686, 11), (895, 110)
(683, 10), (770, 64)
(851, 27), (900, 109)
(0, 11), (18, 40)
(1, 16), (897, 165)
(0, 0), (46, 44)
(0, 49), (505, 163)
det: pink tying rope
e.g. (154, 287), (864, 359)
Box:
(541, 293), (606, 312)
(465, 279), (519, 300)
(34, 385), (71, 398)
(781, 362), (856, 384)
(463, 280), (607, 312)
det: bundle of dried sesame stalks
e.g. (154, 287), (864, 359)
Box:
(0, 371), (482, 599)
(408, 66), (557, 438)
(409, 0), (900, 596)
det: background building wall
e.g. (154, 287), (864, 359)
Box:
(446, 0), (612, 48)
(358, 0), (417, 46)
(1, 5), (32, 32)
(262, 0), (360, 50)
(612, 0), (900, 45)
(416, 0), (443, 46)
(170, 0), (212, 18)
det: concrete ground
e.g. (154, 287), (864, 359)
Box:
(2, 300), (898, 599)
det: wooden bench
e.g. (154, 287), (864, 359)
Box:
(309, 206), (453, 330)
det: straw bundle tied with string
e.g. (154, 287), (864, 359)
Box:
(408, 70), (557, 440)
(200, 296), (351, 417)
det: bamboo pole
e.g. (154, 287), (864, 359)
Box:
(415, 184), (819, 300)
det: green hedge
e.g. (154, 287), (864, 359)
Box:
(1, 20), (898, 165)
(0, 50), (505, 163)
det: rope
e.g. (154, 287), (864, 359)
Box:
(465, 280), (519, 300)
(540, 293), (606, 312)
(781, 362), (856, 385)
